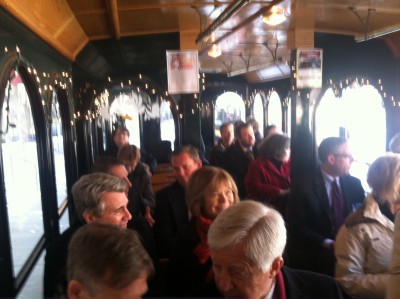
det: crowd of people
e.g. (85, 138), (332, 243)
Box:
(43, 123), (400, 299)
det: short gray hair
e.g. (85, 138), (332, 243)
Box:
(72, 173), (127, 222)
(208, 201), (286, 273)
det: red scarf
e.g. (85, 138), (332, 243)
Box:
(273, 270), (287, 299)
(194, 216), (213, 264)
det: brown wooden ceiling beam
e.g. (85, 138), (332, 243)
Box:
(0, 0), (88, 61)
(106, 0), (121, 39)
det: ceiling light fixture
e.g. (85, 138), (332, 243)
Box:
(208, 43), (222, 58)
(263, 6), (287, 26)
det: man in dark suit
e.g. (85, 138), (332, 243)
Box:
(201, 201), (344, 299)
(209, 122), (234, 167)
(222, 121), (255, 199)
(154, 145), (202, 259)
(287, 137), (365, 276)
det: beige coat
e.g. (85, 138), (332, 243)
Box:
(387, 213), (400, 299)
(335, 194), (394, 299)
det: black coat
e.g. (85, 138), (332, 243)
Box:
(286, 168), (365, 276)
(196, 266), (345, 299)
(222, 142), (253, 199)
(154, 181), (188, 259)
(167, 217), (213, 296)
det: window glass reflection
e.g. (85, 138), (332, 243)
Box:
(267, 91), (282, 130)
(51, 92), (68, 211)
(253, 93), (264, 138)
(1, 72), (44, 275)
(110, 92), (141, 147)
(214, 92), (245, 142)
(160, 100), (175, 150)
(316, 84), (386, 191)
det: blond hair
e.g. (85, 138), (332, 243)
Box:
(186, 166), (239, 217)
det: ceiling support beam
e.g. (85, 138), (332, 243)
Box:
(106, 0), (121, 40)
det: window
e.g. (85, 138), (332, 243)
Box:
(160, 100), (175, 150)
(1, 71), (43, 276)
(253, 93), (264, 138)
(267, 91), (282, 130)
(315, 82), (386, 191)
(214, 92), (245, 141)
(110, 92), (141, 147)
(50, 92), (69, 232)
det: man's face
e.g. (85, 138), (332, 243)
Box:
(330, 142), (354, 176)
(109, 165), (132, 194)
(211, 242), (274, 299)
(221, 124), (234, 147)
(69, 273), (148, 299)
(113, 128), (129, 148)
(92, 191), (132, 228)
(237, 126), (255, 149)
(171, 152), (202, 186)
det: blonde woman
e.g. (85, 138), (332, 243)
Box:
(167, 166), (240, 296)
(335, 155), (400, 299)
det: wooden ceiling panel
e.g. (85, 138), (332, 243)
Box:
(75, 13), (113, 39)
(3, 0), (400, 82)
(66, 0), (107, 15)
(119, 9), (180, 35)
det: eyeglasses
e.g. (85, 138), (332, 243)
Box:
(333, 153), (354, 160)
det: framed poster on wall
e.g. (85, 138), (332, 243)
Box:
(166, 50), (199, 94)
(296, 48), (323, 89)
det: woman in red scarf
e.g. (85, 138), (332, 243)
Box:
(167, 166), (239, 296)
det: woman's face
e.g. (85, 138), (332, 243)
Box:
(279, 147), (291, 162)
(125, 159), (137, 173)
(203, 182), (235, 220)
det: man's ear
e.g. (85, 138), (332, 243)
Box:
(68, 280), (87, 299)
(83, 212), (95, 224)
(269, 257), (284, 278)
(327, 153), (335, 165)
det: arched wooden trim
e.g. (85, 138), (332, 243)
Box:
(0, 51), (59, 296)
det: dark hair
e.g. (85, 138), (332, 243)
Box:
(234, 121), (252, 138)
(247, 118), (259, 131)
(258, 134), (290, 160)
(117, 144), (141, 168)
(67, 223), (154, 290)
(171, 145), (200, 163)
(220, 122), (233, 133)
(91, 156), (125, 174)
(264, 125), (277, 138)
(112, 126), (130, 137)
(318, 137), (347, 164)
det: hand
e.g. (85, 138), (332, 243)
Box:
(144, 206), (155, 227)
(279, 189), (290, 196)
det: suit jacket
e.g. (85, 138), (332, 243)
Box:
(43, 222), (83, 298)
(222, 142), (254, 199)
(287, 168), (365, 276)
(195, 266), (344, 299)
(154, 181), (189, 258)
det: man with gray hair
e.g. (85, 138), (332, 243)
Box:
(204, 201), (344, 299)
(44, 173), (132, 298)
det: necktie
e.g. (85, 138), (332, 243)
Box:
(332, 179), (345, 233)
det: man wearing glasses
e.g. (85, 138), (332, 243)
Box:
(287, 137), (365, 276)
